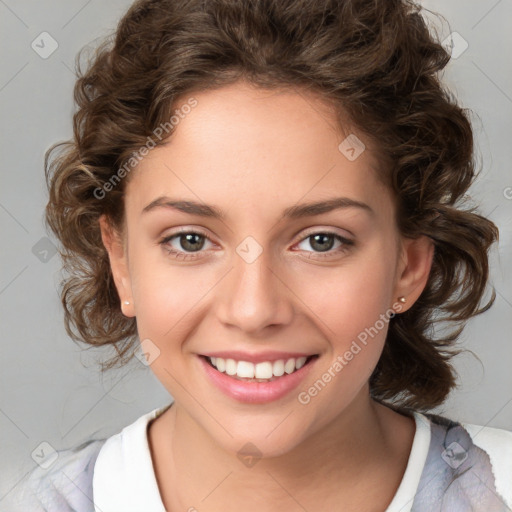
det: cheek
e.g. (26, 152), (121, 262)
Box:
(292, 260), (395, 419)
(128, 245), (204, 346)
(294, 252), (395, 359)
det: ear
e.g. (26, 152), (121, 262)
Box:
(99, 215), (135, 317)
(392, 235), (434, 313)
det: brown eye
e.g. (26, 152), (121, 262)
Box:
(177, 233), (206, 252)
(295, 231), (355, 258)
(159, 229), (214, 259)
(308, 233), (336, 252)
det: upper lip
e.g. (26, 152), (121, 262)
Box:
(200, 351), (317, 364)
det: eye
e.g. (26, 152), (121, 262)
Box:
(294, 231), (354, 257)
(158, 228), (354, 261)
(159, 229), (214, 259)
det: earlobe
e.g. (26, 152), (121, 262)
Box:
(99, 215), (135, 317)
(393, 235), (434, 313)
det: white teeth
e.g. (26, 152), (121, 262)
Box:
(255, 361), (273, 379)
(215, 357), (225, 372)
(208, 356), (312, 379)
(272, 359), (285, 377)
(296, 356), (307, 370)
(237, 361), (255, 378)
(225, 358), (237, 376)
(284, 358), (296, 374)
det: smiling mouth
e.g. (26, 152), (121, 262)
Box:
(200, 355), (319, 383)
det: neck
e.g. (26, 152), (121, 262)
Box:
(149, 389), (415, 512)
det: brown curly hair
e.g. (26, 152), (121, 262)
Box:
(45, 0), (498, 411)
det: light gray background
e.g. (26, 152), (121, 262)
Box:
(1, 0), (511, 502)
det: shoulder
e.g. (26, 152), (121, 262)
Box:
(461, 419), (512, 453)
(3, 438), (106, 512)
(415, 412), (512, 511)
(461, 419), (512, 505)
(4, 405), (173, 512)
(428, 413), (512, 475)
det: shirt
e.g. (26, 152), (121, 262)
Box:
(4, 403), (512, 511)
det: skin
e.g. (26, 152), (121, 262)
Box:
(100, 80), (434, 512)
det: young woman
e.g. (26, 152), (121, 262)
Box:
(8, 0), (511, 510)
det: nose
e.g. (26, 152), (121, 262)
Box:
(216, 249), (294, 335)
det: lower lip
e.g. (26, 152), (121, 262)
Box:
(199, 356), (317, 404)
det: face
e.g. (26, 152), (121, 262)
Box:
(103, 80), (433, 457)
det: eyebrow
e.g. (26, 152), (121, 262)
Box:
(141, 196), (374, 219)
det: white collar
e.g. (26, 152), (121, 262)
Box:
(93, 404), (171, 512)
(92, 404), (430, 512)
(384, 412), (431, 511)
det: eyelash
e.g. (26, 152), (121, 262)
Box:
(159, 228), (355, 260)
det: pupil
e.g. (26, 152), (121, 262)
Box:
(311, 234), (334, 252)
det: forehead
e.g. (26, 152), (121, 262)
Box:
(125, 81), (393, 221)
